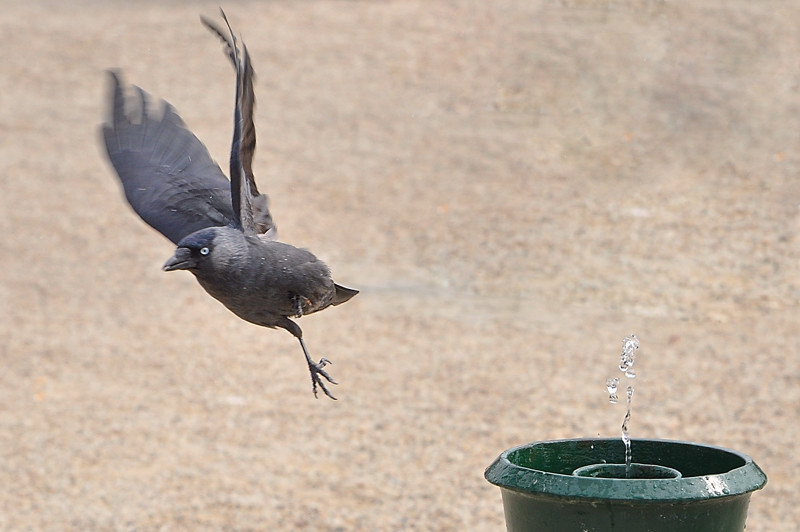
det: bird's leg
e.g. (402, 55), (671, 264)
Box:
(298, 337), (337, 400)
(277, 317), (337, 400)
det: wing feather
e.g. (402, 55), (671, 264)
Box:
(102, 68), (276, 244)
(202, 12), (276, 238)
(103, 71), (234, 244)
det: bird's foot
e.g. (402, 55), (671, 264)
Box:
(308, 357), (337, 400)
(297, 336), (338, 400)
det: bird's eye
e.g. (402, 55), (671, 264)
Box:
(200, 247), (210, 256)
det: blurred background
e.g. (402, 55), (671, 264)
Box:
(2, 0), (799, 529)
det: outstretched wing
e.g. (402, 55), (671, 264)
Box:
(102, 71), (235, 244)
(202, 11), (276, 238)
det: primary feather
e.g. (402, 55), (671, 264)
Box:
(102, 69), (275, 243)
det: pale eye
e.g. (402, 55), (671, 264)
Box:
(200, 247), (210, 256)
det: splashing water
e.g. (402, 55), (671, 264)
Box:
(619, 334), (639, 378)
(622, 385), (634, 476)
(607, 334), (639, 478)
(606, 377), (620, 404)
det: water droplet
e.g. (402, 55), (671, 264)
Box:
(623, 334), (640, 354)
(606, 377), (620, 403)
(618, 334), (639, 373)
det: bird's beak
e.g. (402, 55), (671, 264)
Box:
(162, 247), (195, 271)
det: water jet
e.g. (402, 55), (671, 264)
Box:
(485, 336), (766, 530)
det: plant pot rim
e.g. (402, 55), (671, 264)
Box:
(484, 437), (767, 502)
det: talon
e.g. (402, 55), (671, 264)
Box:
(308, 358), (338, 400)
(299, 337), (338, 400)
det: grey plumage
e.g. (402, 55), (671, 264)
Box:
(103, 11), (357, 399)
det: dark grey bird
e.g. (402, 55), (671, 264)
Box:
(102, 12), (357, 399)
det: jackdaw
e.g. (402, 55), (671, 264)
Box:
(102, 12), (358, 399)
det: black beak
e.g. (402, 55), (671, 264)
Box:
(163, 247), (195, 271)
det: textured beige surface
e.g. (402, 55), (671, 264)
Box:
(2, 1), (799, 530)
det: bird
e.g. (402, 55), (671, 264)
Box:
(102, 11), (358, 399)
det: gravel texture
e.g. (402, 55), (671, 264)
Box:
(2, 1), (799, 530)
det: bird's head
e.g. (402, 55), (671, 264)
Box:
(162, 228), (220, 272)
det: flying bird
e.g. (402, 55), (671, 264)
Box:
(102, 12), (357, 399)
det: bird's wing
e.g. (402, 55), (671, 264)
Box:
(102, 71), (235, 245)
(202, 11), (276, 239)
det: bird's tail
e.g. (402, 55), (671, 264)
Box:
(331, 284), (359, 306)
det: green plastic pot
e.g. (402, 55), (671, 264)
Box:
(485, 438), (766, 532)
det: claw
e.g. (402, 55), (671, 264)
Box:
(309, 359), (338, 400)
(298, 337), (338, 400)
